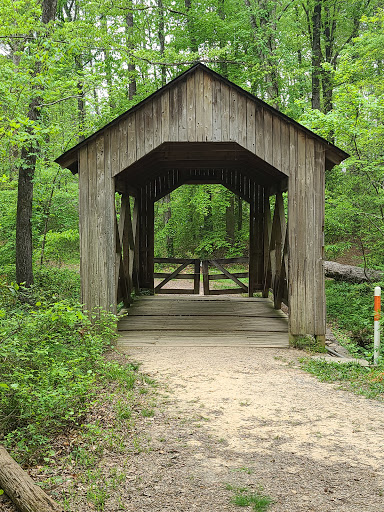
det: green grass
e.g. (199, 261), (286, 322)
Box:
(299, 358), (384, 400)
(226, 484), (273, 511)
(289, 335), (327, 353)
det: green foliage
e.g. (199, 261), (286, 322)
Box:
(42, 229), (80, 265)
(33, 266), (81, 302)
(325, 280), (382, 356)
(155, 185), (249, 258)
(0, 282), (129, 463)
(300, 359), (384, 400)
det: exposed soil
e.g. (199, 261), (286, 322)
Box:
(113, 346), (384, 512)
(2, 347), (384, 512)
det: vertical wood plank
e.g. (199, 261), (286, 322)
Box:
(103, 129), (116, 313)
(221, 83), (230, 141)
(144, 99), (154, 154)
(194, 259), (200, 294)
(127, 113), (136, 167)
(87, 138), (98, 313)
(169, 85), (178, 141)
(202, 260), (210, 295)
(136, 104), (145, 160)
(96, 134), (106, 312)
(264, 109), (273, 165)
(186, 72), (196, 141)
(178, 80), (187, 141)
(237, 92), (247, 147)
(272, 116), (282, 171)
(153, 96), (162, 148)
(119, 119), (129, 172)
(246, 99), (256, 153)
(110, 124), (120, 176)
(161, 89), (170, 142)
(288, 126), (298, 333)
(305, 137), (315, 333)
(255, 106), (264, 160)
(295, 131), (307, 333)
(196, 70), (204, 141)
(314, 141), (326, 337)
(203, 72), (213, 141)
(229, 87), (238, 142)
(281, 120), (290, 176)
(212, 81), (222, 141)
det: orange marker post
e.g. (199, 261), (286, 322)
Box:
(374, 286), (381, 365)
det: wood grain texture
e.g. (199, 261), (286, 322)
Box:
(0, 446), (63, 512)
(117, 296), (289, 348)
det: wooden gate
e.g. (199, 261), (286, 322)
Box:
(202, 258), (249, 295)
(154, 258), (200, 294)
(154, 257), (249, 295)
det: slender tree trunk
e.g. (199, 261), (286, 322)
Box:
(163, 194), (174, 257)
(237, 196), (243, 232)
(157, 0), (167, 86)
(15, 0), (58, 286)
(126, 3), (136, 100)
(218, 0), (228, 78)
(185, 0), (199, 58)
(311, 0), (322, 110)
(226, 196), (235, 245)
(75, 55), (86, 141)
(16, 101), (38, 286)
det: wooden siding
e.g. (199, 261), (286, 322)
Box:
(74, 65), (330, 339)
(107, 69), (300, 179)
(78, 135), (116, 314)
(288, 138), (326, 337)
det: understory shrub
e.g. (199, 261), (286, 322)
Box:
(326, 280), (384, 356)
(0, 286), (125, 463)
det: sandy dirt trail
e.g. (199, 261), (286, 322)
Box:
(122, 346), (384, 512)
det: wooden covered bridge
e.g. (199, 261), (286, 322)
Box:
(56, 64), (347, 346)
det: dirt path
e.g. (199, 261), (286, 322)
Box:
(120, 346), (384, 511)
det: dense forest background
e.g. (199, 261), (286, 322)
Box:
(1, 0), (384, 275)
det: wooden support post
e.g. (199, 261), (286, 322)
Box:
(194, 259), (200, 294)
(288, 135), (326, 339)
(137, 189), (154, 293)
(249, 185), (265, 297)
(202, 260), (210, 295)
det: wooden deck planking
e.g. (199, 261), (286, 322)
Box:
(118, 296), (289, 348)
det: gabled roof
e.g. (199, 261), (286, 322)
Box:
(55, 63), (349, 171)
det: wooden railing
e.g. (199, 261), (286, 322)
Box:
(154, 257), (249, 295)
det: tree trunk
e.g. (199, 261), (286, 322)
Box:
(311, 0), (322, 110)
(226, 196), (235, 245)
(15, 0), (58, 287)
(185, 0), (199, 58)
(324, 261), (383, 283)
(163, 194), (174, 257)
(0, 445), (63, 512)
(126, 3), (136, 100)
(157, 0), (167, 86)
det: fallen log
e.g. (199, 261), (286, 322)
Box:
(0, 446), (63, 512)
(324, 261), (383, 283)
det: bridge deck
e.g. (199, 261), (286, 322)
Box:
(118, 296), (289, 348)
